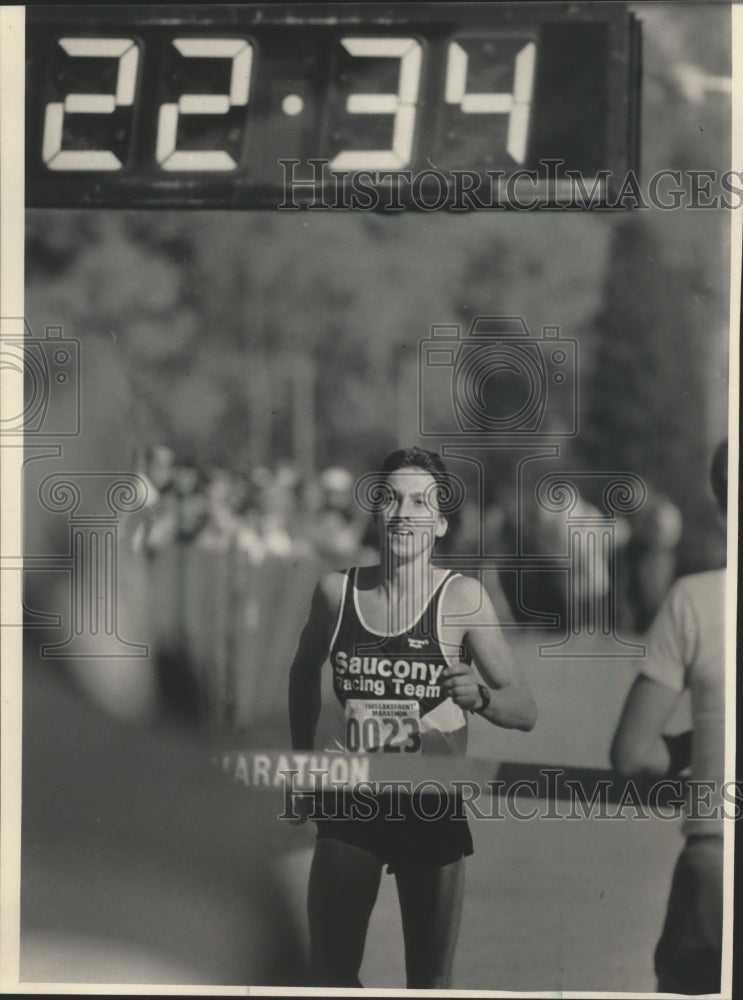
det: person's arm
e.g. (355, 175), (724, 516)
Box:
(288, 574), (340, 751)
(610, 675), (681, 778)
(609, 581), (688, 778)
(440, 575), (537, 732)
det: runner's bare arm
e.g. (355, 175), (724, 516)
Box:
(609, 674), (680, 777)
(440, 575), (537, 731)
(288, 573), (343, 751)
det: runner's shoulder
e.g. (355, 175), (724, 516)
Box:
(316, 568), (350, 617)
(443, 572), (493, 615)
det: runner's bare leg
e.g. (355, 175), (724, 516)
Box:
(307, 837), (383, 986)
(395, 857), (465, 988)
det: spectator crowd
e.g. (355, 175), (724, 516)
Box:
(124, 444), (376, 567)
(124, 443), (684, 633)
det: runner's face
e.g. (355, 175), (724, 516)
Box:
(377, 468), (447, 561)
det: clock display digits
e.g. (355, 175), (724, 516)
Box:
(329, 37), (422, 170)
(25, 5), (640, 209)
(445, 39), (536, 164)
(42, 37), (139, 171)
(156, 38), (253, 172)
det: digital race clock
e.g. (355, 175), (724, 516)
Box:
(25, 4), (641, 209)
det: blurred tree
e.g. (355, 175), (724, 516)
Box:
(582, 3), (730, 572)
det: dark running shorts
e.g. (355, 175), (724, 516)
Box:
(654, 834), (723, 995)
(313, 788), (473, 874)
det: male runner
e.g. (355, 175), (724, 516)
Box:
(289, 446), (536, 988)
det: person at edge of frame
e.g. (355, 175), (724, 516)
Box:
(288, 446), (537, 989)
(610, 438), (729, 996)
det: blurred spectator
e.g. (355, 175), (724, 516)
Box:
(128, 444), (180, 555)
(253, 466), (296, 558)
(231, 474), (267, 564)
(622, 487), (683, 632)
(195, 468), (242, 553)
(273, 460), (314, 557)
(300, 476), (324, 518)
(141, 443), (176, 494)
(517, 488), (567, 620)
(123, 450), (391, 566)
(275, 458), (301, 493)
(310, 466), (365, 563)
(527, 490), (629, 628)
(172, 464), (200, 499)
(172, 465), (210, 543)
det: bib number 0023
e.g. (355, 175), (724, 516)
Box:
(345, 700), (422, 754)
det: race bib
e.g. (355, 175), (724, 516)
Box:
(344, 700), (422, 754)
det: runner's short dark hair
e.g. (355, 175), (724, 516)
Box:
(710, 439), (728, 514)
(379, 447), (456, 516)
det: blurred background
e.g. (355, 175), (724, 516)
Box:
(23, 2), (730, 730)
(18, 2), (732, 990)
